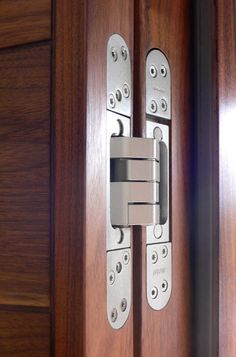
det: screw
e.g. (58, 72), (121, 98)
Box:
(153, 127), (163, 141)
(151, 251), (158, 264)
(111, 308), (118, 322)
(109, 93), (116, 108)
(120, 298), (127, 312)
(161, 98), (168, 112)
(151, 286), (158, 299)
(149, 100), (158, 113)
(149, 65), (157, 78)
(115, 89), (122, 102)
(108, 270), (115, 285)
(160, 65), (167, 77)
(116, 227), (124, 244)
(153, 224), (163, 239)
(161, 280), (168, 292)
(161, 245), (168, 258)
(122, 83), (130, 98)
(121, 46), (127, 60)
(111, 47), (118, 61)
(116, 262), (122, 274)
(123, 251), (130, 265)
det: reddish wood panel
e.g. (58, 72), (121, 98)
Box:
(85, 1), (133, 355)
(218, 1), (236, 356)
(54, 0), (134, 355)
(0, 43), (51, 307)
(0, 310), (50, 356)
(0, 0), (51, 49)
(135, 1), (192, 355)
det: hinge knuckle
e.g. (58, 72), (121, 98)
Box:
(110, 136), (161, 227)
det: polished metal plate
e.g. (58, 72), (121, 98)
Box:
(146, 121), (169, 244)
(147, 243), (172, 310)
(146, 50), (171, 120)
(107, 34), (132, 117)
(107, 248), (132, 329)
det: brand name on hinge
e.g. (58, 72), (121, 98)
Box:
(153, 267), (166, 276)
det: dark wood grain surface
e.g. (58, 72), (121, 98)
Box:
(0, 0), (51, 49)
(0, 43), (51, 308)
(134, 1), (192, 356)
(217, 0), (236, 356)
(54, 0), (134, 356)
(0, 310), (50, 356)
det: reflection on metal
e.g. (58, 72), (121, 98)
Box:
(146, 49), (172, 311)
(106, 40), (173, 328)
(146, 49), (171, 120)
(106, 35), (132, 329)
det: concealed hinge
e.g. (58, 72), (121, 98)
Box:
(106, 35), (172, 329)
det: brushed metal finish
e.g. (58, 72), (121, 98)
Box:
(147, 243), (172, 310)
(111, 137), (160, 161)
(146, 50), (171, 120)
(107, 34), (132, 117)
(146, 121), (170, 244)
(106, 34), (132, 329)
(111, 159), (160, 182)
(106, 112), (131, 250)
(107, 248), (132, 329)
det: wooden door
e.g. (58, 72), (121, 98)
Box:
(4, 0), (236, 356)
(54, 0), (192, 356)
(0, 1), (51, 356)
(134, 1), (192, 355)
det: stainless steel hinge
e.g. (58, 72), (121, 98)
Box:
(106, 35), (172, 329)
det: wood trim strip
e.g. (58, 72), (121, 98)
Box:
(217, 1), (236, 356)
(192, 1), (219, 356)
(53, 0), (87, 356)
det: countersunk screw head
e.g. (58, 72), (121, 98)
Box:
(153, 127), (163, 141)
(122, 83), (130, 98)
(123, 251), (130, 265)
(161, 280), (168, 292)
(115, 89), (122, 102)
(111, 47), (118, 61)
(161, 98), (168, 112)
(161, 245), (168, 258)
(151, 286), (158, 299)
(149, 100), (158, 113)
(109, 93), (116, 108)
(149, 65), (157, 78)
(160, 64), (167, 77)
(116, 261), (122, 274)
(111, 308), (118, 322)
(108, 270), (115, 285)
(121, 46), (127, 60)
(116, 227), (124, 244)
(153, 224), (163, 239)
(120, 298), (127, 312)
(151, 251), (158, 264)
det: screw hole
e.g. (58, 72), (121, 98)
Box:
(111, 47), (118, 61)
(111, 308), (118, 322)
(121, 46), (127, 60)
(116, 262), (122, 274)
(120, 298), (127, 312)
(161, 245), (168, 258)
(151, 287), (158, 299)
(149, 65), (157, 78)
(160, 65), (167, 77)
(161, 280), (168, 292)
(123, 251), (130, 265)
(115, 89), (122, 102)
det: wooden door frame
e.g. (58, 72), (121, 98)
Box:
(193, 0), (236, 356)
(192, 0), (219, 356)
